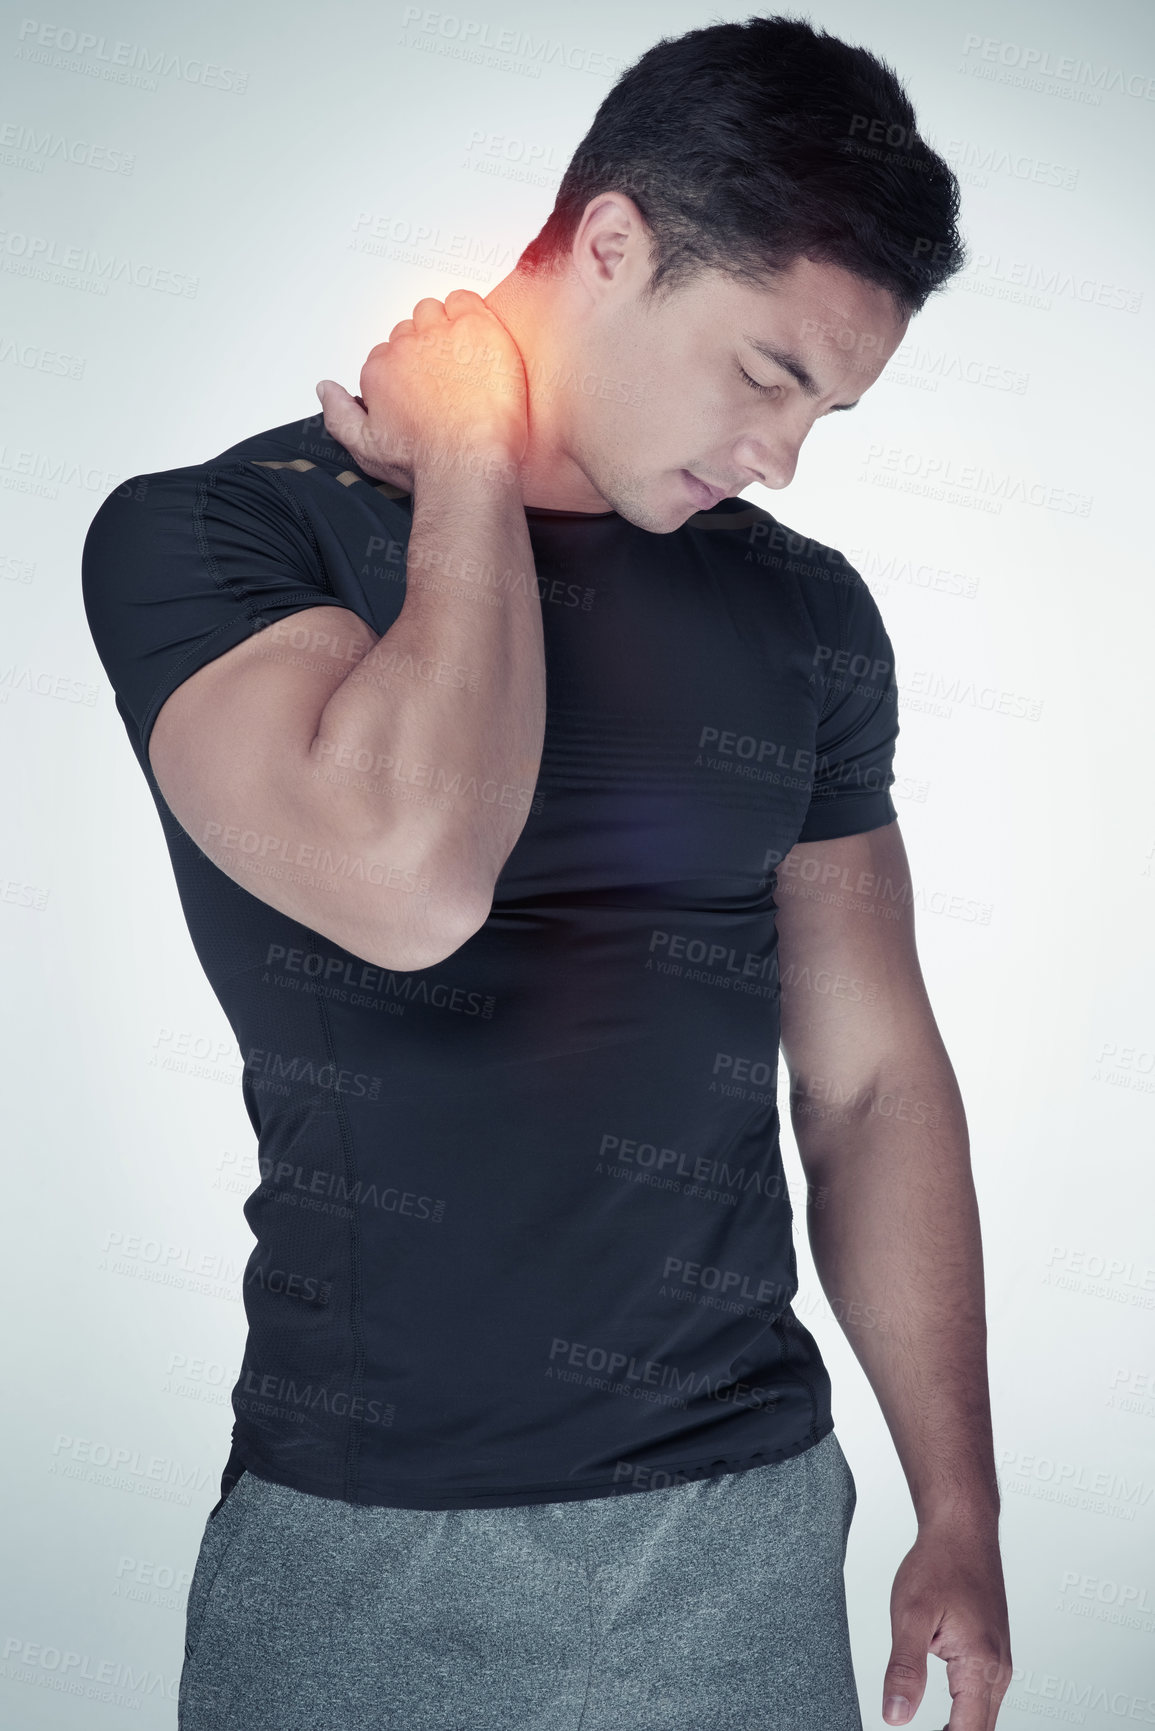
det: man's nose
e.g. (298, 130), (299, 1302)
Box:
(738, 430), (804, 491)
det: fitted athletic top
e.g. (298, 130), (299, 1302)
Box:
(81, 411), (900, 1509)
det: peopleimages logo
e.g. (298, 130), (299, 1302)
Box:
(860, 444), (1093, 517)
(959, 34), (1155, 102)
(14, 17), (249, 92)
(243, 1262), (332, 1306)
(246, 1049), (382, 1100)
(547, 1337), (778, 1410)
(661, 1255), (792, 1312)
(236, 1371), (394, 1427)
(255, 1155), (446, 1223)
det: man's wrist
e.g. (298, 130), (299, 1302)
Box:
(411, 441), (523, 496)
(914, 1485), (1001, 1534)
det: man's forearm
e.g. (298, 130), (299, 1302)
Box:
(792, 1047), (1001, 1531)
(310, 457), (546, 928)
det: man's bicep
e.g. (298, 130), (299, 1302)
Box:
(776, 818), (932, 1107)
(82, 462), (343, 764)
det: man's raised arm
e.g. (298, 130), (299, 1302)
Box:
(148, 292), (543, 973)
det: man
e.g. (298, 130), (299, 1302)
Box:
(82, 14), (1012, 1731)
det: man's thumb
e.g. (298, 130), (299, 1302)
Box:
(314, 378), (356, 439)
(883, 1643), (927, 1724)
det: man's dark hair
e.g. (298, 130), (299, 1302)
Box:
(516, 13), (964, 314)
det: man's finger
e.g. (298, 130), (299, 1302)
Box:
(944, 1682), (994, 1731)
(944, 1646), (1011, 1731)
(444, 288), (486, 315)
(315, 379), (365, 450)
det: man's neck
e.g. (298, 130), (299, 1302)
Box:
(483, 271), (614, 514)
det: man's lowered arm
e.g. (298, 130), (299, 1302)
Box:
(775, 818), (1012, 1731)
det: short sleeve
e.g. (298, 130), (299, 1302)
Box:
(81, 461), (350, 767)
(795, 566), (900, 842)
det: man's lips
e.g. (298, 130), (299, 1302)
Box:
(682, 471), (728, 507)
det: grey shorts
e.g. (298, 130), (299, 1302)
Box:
(178, 1428), (862, 1731)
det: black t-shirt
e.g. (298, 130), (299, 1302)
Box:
(81, 412), (900, 1510)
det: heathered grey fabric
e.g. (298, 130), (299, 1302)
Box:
(178, 1428), (862, 1731)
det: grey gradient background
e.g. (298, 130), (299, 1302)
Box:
(2, 1), (1153, 1725)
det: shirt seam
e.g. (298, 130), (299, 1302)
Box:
(307, 988), (367, 1502)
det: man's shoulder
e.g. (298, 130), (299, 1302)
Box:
(209, 412), (367, 480)
(106, 413), (369, 497)
(89, 414), (392, 546)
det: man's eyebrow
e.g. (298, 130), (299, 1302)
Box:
(742, 335), (859, 410)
